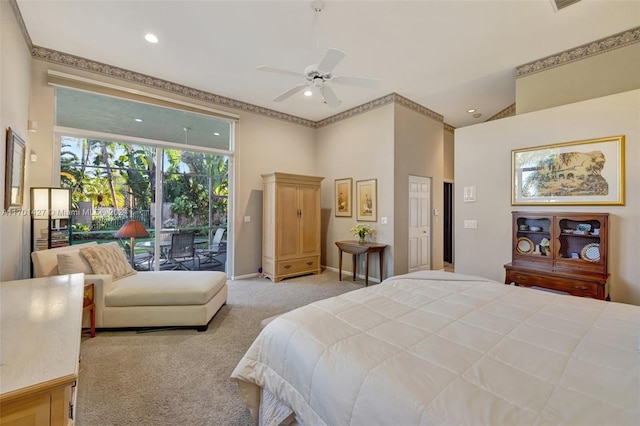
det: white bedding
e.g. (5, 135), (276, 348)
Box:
(231, 271), (639, 425)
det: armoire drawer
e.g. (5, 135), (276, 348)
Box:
(276, 256), (319, 276)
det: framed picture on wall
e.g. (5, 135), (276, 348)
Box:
(5, 127), (26, 210)
(356, 179), (377, 222)
(512, 135), (625, 206)
(334, 178), (352, 217)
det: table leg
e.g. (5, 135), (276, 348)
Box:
(338, 249), (343, 281)
(365, 253), (370, 286)
(379, 250), (384, 283)
(90, 306), (95, 338)
(352, 254), (357, 281)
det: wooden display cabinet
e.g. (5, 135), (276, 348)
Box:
(504, 211), (609, 300)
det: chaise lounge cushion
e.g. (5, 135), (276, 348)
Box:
(105, 271), (227, 307)
(57, 250), (94, 275)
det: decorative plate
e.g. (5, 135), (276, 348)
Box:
(580, 243), (600, 262)
(516, 237), (534, 254)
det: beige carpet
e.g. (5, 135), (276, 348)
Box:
(76, 270), (363, 426)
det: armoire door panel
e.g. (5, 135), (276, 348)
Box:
(277, 184), (299, 258)
(300, 185), (320, 256)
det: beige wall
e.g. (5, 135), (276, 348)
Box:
(1, 1), (32, 280)
(316, 104), (395, 281)
(455, 90), (640, 305)
(516, 43), (640, 115)
(233, 112), (317, 278)
(393, 103), (445, 275)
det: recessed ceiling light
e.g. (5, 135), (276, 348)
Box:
(145, 33), (158, 44)
(213, 132), (220, 136)
(467, 109), (476, 113)
(304, 90), (313, 97)
(134, 118), (143, 122)
(473, 113), (482, 118)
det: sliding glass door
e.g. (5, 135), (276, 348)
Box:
(60, 136), (230, 272)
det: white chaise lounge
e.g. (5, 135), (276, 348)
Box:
(31, 242), (227, 331)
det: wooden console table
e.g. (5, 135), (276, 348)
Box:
(336, 240), (388, 286)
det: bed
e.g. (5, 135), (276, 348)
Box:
(231, 271), (639, 425)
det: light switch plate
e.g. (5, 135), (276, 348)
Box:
(381, 217), (388, 224)
(464, 220), (478, 229)
(244, 216), (251, 223)
(463, 186), (477, 202)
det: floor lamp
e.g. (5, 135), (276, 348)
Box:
(115, 220), (149, 268)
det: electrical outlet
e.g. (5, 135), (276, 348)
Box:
(244, 216), (251, 223)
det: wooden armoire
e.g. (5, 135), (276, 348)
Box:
(262, 172), (324, 282)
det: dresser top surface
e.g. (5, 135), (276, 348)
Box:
(1, 274), (84, 396)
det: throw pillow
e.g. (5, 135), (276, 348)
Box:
(57, 250), (94, 275)
(79, 242), (137, 281)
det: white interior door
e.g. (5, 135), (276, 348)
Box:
(408, 175), (431, 272)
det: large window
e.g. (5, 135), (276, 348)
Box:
(56, 86), (234, 272)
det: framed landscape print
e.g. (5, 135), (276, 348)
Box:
(334, 178), (352, 217)
(512, 135), (625, 206)
(356, 178), (377, 222)
(4, 128), (26, 210)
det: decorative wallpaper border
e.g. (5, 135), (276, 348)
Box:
(29, 46), (442, 129)
(517, 26), (640, 78)
(316, 93), (443, 128)
(486, 104), (516, 122)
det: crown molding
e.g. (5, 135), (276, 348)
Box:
(444, 123), (456, 133)
(486, 104), (516, 122)
(30, 45), (317, 128)
(9, 0), (33, 51)
(31, 44), (444, 130)
(517, 26), (640, 78)
(316, 93), (443, 128)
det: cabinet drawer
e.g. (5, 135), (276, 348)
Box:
(506, 269), (603, 299)
(276, 256), (319, 276)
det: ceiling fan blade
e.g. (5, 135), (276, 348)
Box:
(318, 48), (346, 74)
(321, 85), (341, 108)
(273, 83), (309, 102)
(257, 66), (303, 78)
(332, 75), (380, 88)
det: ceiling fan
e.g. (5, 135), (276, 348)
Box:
(257, 48), (380, 108)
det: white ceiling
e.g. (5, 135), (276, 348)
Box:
(16, 0), (640, 128)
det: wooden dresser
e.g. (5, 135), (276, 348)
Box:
(262, 172), (324, 282)
(0, 274), (84, 425)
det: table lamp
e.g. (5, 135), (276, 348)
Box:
(115, 220), (149, 267)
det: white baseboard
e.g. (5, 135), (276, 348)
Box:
(323, 265), (381, 284)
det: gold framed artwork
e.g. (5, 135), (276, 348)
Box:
(356, 179), (377, 222)
(512, 135), (625, 206)
(4, 127), (26, 210)
(334, 178), (352, 217)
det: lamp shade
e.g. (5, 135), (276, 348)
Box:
(31, 187), (70, 219)
(114, 220), (149, 239)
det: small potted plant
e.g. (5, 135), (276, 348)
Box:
(350, 223), (373, 244)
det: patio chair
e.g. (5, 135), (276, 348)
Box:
(118, 239), (153, 271)
(167, 232), (200, 270)
(198, 228), (226, 266)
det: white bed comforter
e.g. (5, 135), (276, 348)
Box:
(231, 271), (639, 425)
